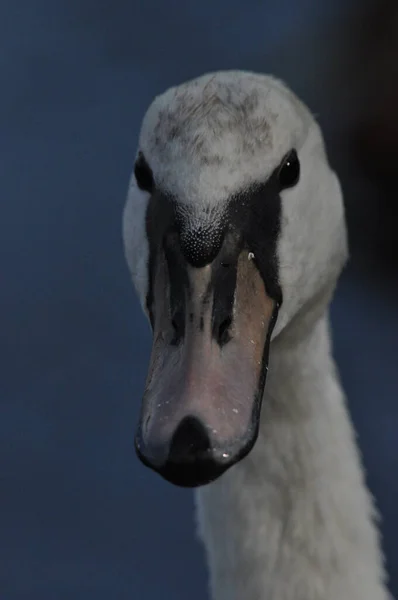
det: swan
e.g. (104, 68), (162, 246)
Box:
(123, 71), (390, 600)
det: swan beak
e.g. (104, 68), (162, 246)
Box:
(136, 250), (278, 487)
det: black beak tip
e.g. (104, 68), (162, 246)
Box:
(158, 459), (226, 488)
(135, 442), (227, 487)
(134, 415), (259, 488)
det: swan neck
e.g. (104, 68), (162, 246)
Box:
(196, 314), (389, 600)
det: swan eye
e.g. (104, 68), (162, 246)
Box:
(134, 152), (154, 192)
(278, 150), (300, 190)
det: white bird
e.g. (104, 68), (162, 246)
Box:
(123, 71), (390, 600)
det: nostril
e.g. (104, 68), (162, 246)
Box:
(171, 309), (184, 344)
(169, 416), (210, 462)
(217, 316), (232, 346)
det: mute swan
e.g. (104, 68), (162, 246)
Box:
(123, 71), (390, 600)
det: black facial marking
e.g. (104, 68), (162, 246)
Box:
(163, 231), (190, 345)
(210, 234), (239, 347)
(227, 164), (284, 304)
(145, 190), (175, 329)
(145, 151), (298, 339)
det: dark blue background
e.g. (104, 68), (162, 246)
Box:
(1, 1), (397, 598)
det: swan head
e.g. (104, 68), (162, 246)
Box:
(123, 71), (348, 487)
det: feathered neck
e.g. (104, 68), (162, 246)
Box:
(196, 313), (390, 600)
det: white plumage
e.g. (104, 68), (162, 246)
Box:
(123, 71), (390, 600)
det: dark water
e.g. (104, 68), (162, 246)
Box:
(1, 1), (397, 598)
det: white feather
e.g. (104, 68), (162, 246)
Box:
(123, 71), (390, 600)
